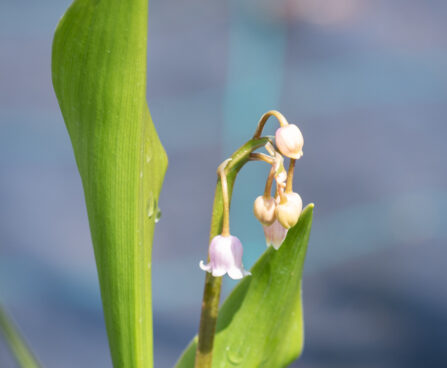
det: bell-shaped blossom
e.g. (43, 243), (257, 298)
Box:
(275, 192), (303, 229)
(263, 220), (288, 250)
(275, 124), (304, 159)
(253, 195), (276, 226)
(200, 235), (251, 279)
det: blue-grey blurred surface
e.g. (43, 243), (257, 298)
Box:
(1, 0), (446, 367)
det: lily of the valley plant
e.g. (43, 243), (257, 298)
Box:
(0, 1), (315, 368)
(195, 110), (306, 367)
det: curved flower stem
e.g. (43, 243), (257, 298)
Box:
(285, 159), (296, 193)
(253, 110), (289, 139)
(217, 159), (232, 237)
(249, 152), (277, 198)
(195, 137), (270, 368)
(278, 185), (287, 204)
(264, 166), (275, 198)
(264, 142), (277, 157)
(248, 152), (275, 165)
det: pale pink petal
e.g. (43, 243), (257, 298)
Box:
(275, 124), (304, 159)
(199, 260), (212, 272)
(199, 235), (250, 279)
(263, 220), (288, 250)
(227, 267), (244, 280)
(211, 267), (227, 277)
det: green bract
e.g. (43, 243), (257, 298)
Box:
(52, 1), (167, 367)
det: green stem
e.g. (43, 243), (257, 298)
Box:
(248, 153), (274, 165)
(285, 158), (296, 193)
(0, 306), (40, 368)
(263, 166), (275, 198)
(217, 160), (231, 237)
(194, 137), (271, 368)
(253, 110), (289, 139)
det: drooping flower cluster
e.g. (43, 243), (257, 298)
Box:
(200, 111), (305, 279)
(253, 120), (304, 250)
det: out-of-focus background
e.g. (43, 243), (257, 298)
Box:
(1, 0), (446, 366)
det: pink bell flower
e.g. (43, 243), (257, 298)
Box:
(275, 192), (303, 229)
(200, 235), (251, 280)
(275, 124), (304, 159)
(253, 195), (276, 226)
(263, 220), (288, 250)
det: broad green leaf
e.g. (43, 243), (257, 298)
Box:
(0, 306), (40, 368)
(52, 1), (167, 367)
(176, 204), (313, 368)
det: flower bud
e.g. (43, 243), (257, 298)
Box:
(263, 220), (288, 250)
(199, 235), (251, 279)
(275, 192), (302, 229)
(275, 124), (304, 159)
(253, 195), (276, 226)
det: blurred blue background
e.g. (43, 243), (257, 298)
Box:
(1, 0), (446, 367)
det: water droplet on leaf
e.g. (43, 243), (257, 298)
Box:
(155, 207), (162, 223)
(146, 197), (157, 219)
(226, 347), (243, 365)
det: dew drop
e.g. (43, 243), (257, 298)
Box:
(226, 347), (243, 365)
(146, 196), (157, 219)
(146, 154), (152, 163)
(155, 207), (162, 223)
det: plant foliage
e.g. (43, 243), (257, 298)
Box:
(52, 0), (167, 367)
